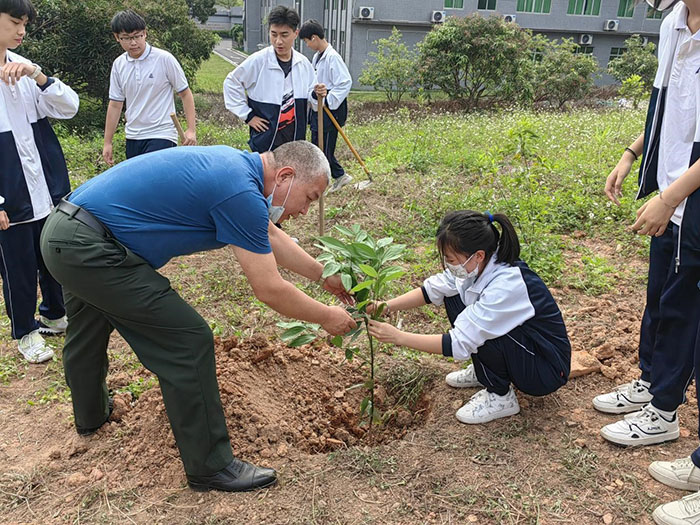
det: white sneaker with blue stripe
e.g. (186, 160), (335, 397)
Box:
(600, 404), (679, 447)
(38, 315), (68, 335)
(593, 379), (652, 414)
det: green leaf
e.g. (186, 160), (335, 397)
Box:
(331, 335), (343, 347)
(345, 347), (354, 361)
(280, 326), (306, 341)
(321, 262), (342, 279)
(318, 236), (351, 255)
(381, 244), (406, 263)
(352, 243), (376, 259)
(341, 273), (353, 292)
(358, 264), (378, 277)
(360, 397), (369, 415)
(288, 334), (317, 347)
(334, 225), (356, 238)
(377, 237), (393, 248)
(356, 300), (371, 311)
(350, 279), (375, 293)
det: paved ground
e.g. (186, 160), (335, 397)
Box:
(214, 38), (247, 66)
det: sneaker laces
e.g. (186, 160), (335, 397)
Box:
(672, 457), (695, 472)
(627, 404), (659, 425)
(681, 492), (700, 514)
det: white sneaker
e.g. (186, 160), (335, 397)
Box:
(650, 457), (700, 492)
(600, 404), (679, 447)
(38, 315), (68, 335)
(18, 330), (54, 364)
(593, 380), (653, 414)
(455, 387), (520, 424)
(446, 364), (482, 388)
(652, 491), (700, 525)
(329, 174), (353, 193)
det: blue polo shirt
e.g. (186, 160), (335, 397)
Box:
(70, 146), (271, 268)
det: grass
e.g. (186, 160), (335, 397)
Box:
(193, 53), (234, 94)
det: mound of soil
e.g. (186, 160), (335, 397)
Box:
(58, 335), (433, 490)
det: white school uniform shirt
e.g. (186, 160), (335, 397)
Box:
(0, 51), (79, 225)
(312, 44), (351, 111)
(422, 255), (536, 361)
(656, 7), (700, 225)
(109, 44), (188, 143)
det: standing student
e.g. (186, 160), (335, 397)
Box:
(605, 1), (700, 523)
(300, 19), (353, 192)
(367, 211), (571, 424)
(102, 9), (196, 166)
(223, 6), (316, 153)
(0, 0), (79, 362)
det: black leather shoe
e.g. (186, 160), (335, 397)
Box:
(76, 397), (113, 436)
(187, 458), (277, 492)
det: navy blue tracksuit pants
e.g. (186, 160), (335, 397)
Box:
(444, 295), (566, 397)
(0, 217), (65, 339)
(640, 224), (700, 413)
(125, 138), (176, 160)
(310, 100), (348, 180)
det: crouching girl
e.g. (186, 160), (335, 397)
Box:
(368, 210), (571, 424)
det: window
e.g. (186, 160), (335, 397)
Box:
(609, 47), (626, 64)
(647, 6), (663, 19)
(517, 0), (551, 13)
(567, 0), (601, 15)
(445, 0), (464, 7)
(617, 0), (635, 17)
(575, 45), (594, 54)
(478, 0), (496, 10)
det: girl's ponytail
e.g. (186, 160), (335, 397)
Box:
(490, 213), (520, 265)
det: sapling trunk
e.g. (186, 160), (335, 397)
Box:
(364, 317), (376, 430)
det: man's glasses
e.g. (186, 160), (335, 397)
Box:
(118, 33), (145, 43)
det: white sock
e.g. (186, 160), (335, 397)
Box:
(651, 405), (676, 421)
(638, 379), (651, 389)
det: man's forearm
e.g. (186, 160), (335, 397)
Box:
(263, 278), (329, 324)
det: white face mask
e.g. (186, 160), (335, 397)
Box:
(645, 0), (679, 12)
(267, 176), (294, 223)
(444, 253), (479, 282)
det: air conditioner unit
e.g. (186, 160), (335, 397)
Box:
(358, 6), (374, 19)
(604, 19), (620, 31)
(579, 33), (593, 45)
(503, 14), (517, 23)
(431, 10), (446, 23)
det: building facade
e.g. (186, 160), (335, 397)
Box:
(244, 0), (664, 85)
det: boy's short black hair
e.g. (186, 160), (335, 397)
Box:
(267, 5), (300, 31)
(0, 0), (37, 23)
(111, 9), (147, 34)
(299, 20), (324, 40)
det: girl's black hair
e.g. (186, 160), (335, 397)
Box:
(111, 9), (146, 34)
(436, 210), (520, 266)
(267, 5), (300, 31)
(0, 0), (36, 23)
(299, 20), (324, 40)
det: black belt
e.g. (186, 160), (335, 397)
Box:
(56, 198), (112, 237)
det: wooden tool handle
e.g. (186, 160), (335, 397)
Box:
(170, 113), (185, 143)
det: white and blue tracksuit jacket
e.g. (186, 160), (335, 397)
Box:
(223, 46), (317, 152)
(0, 50), (79, 224)
(640, 2), (700, 266)
(422, 256), (570, 376)
(311, 44), (351, 111)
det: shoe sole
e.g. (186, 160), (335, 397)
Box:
(652, 507), (677, 525)
(600, 427), (680, 447)
(328, 178), (352, 193)
(446, 379), (482, 388)
(592, 399), (650, 415)
(18, 350), (54, 364)
(38, 327), (65, 336)
(648, 464), (700, 491)
(188, 477), (278, 492)
(455, 405), (520, 424)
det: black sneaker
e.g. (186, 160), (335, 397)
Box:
(76, 397), (113, 436)
(187, 458), (277, 492)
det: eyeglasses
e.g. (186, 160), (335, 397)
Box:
(118, 33), (145, 43)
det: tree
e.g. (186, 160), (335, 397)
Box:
(417, 14), (533, 110)
(358, 27), (419, 105)
(607, 34), (657, 90)
(186, 0), (215, 23)
(22, 0), (216, 108)
(530, 35), (599, 109)
(619, 74), (648, 109)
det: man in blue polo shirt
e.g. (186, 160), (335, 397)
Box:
(40, 141), (356, 492)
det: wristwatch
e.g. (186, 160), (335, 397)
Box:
(29, 63), (42, 80)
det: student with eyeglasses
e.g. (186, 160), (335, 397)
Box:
(102, 9), (197, 166)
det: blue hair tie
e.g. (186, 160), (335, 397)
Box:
(485, 212), (494, 223)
